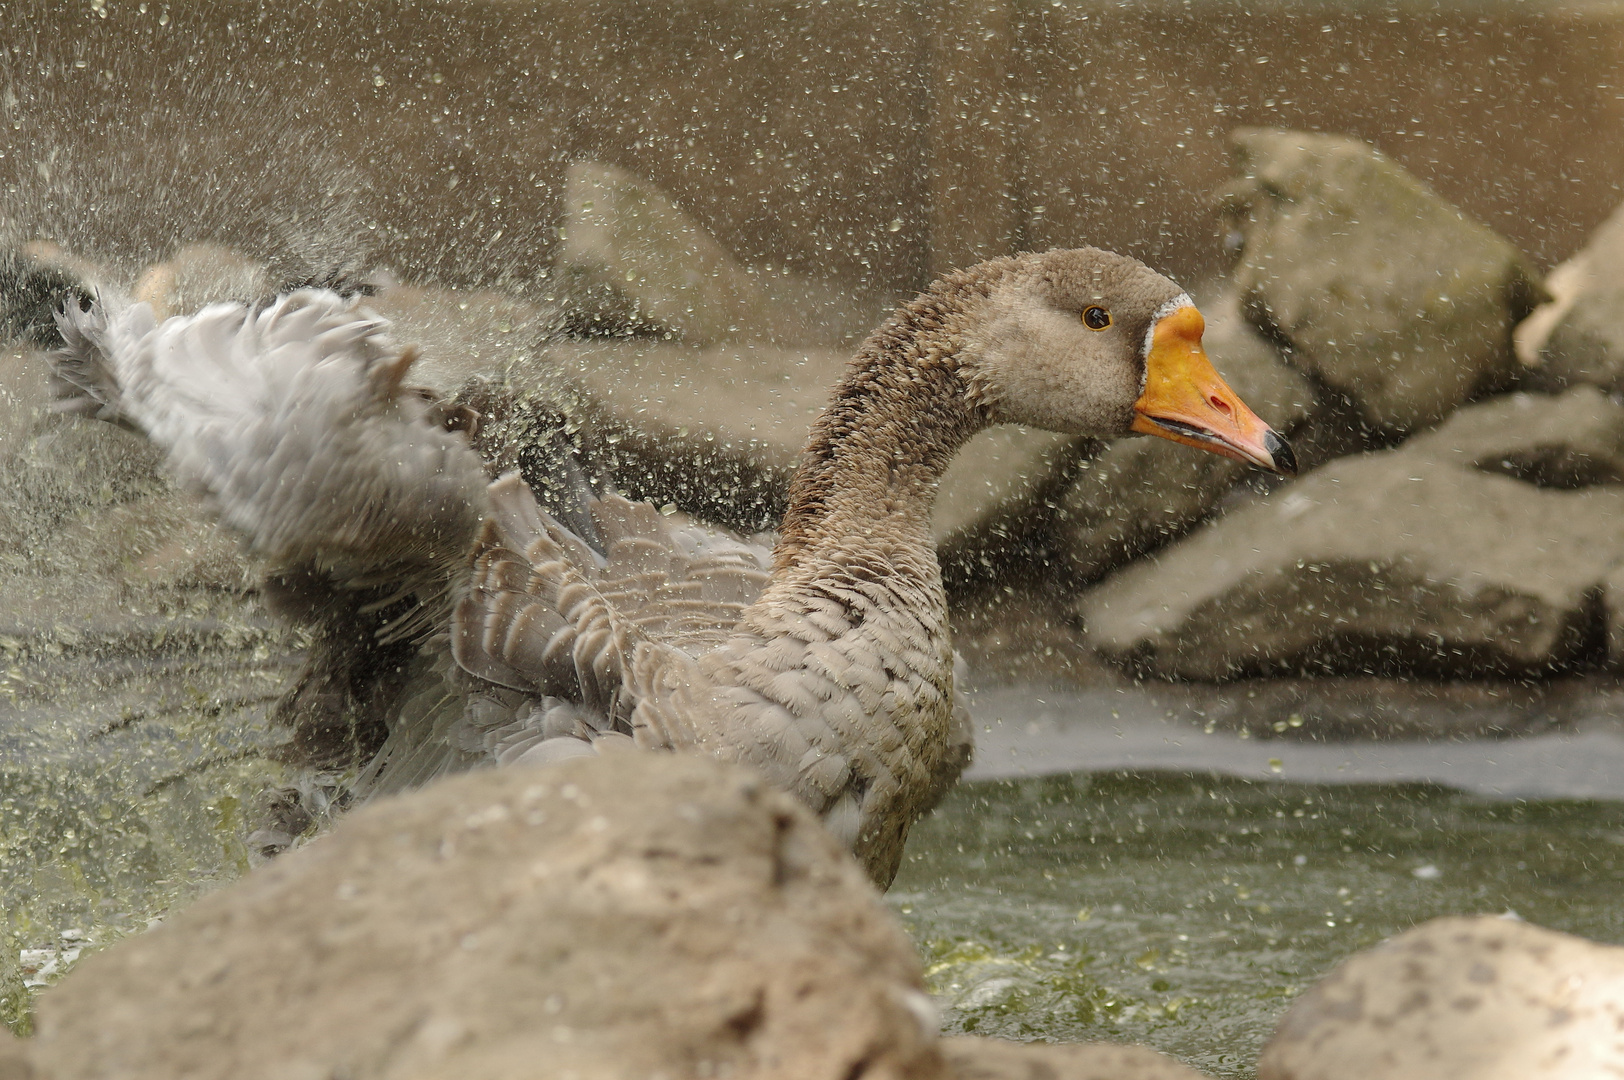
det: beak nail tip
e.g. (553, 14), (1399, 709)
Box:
(1264, 429), (1298, 478)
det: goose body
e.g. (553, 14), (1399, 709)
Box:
(49, 250), (1293, 886)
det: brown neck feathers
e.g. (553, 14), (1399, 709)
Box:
(773, 264), (1012, 571)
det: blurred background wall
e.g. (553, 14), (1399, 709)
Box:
(2, 0), (1621, 302)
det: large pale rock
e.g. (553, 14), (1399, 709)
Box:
(558, 160), (810, 346)
(366, 280), (558, 397)
(945, 1037), (1208, 1079)
(1517, 199), (1624, 392)
(31, 753), (943, 1080)
(0, 1034), (35, 1080)
(1054, 292), (1316, 583)
(1077, 388), (1624, 680)
(131, 242), (274, 322)
(1257, 916), (1624, 1080)
(1225, 128), (1544, 432)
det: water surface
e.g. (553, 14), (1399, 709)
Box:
(892, 772), (1624, 1077)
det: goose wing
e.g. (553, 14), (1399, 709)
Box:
(51, 290), (490, 598)
(413, 477), (767, 765)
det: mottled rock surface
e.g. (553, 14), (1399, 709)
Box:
(944, 1037), (1209, 1079)
(131, 242), (273, 322)
(1257, 915), (1624, 1080)
(558, 160), (809, 346)
(32, 753), (943, 1080)
(0, 1033), (35, 1080)
(1225, 127), (1544, 432)
(1077, 389), (1624, 680)
(1517, 198), (1624, 393)
(367, 280), (558, 397)
(1054, 292), (1316, 583)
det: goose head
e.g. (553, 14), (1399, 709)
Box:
(957, 248), (1296, 476)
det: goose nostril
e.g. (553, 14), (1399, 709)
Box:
(1209, 395), (1232, 415)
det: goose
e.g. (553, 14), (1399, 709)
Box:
(47, 248), (1295, 886)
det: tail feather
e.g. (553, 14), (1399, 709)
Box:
(48, 292), (152, 426)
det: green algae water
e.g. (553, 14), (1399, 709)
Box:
(890, 772), (1624, 1078)
(0, 618), (296, 1033)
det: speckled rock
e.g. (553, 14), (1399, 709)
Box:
(945, 1037), (1209, 1079)
(0, 1033), (37, 1080)
(1053, 291), (1316, 583)
(130, 242), (274, 322)
(31, 753), (944, 1080)
(1224, 127), (1544, 432)
(365, 280), (557, 397)
(1257, 915), (1624, 1080)
(1077, 388), (1624, 680)
(1516, 198), (1624, 393)
(558, 160), (808, 346)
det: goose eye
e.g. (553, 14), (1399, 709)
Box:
(1082, 305), (1112, 331)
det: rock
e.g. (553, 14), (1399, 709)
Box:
(54, 490), (252, 592)
(31, 753), (943, 1080)
(0, 1033), (37, 1080)
(0, 347), (47, 469)
(1053, 292), (1316, 583)
(365, 280), (559, 397)
(1224, 127), (1545, 433)
(1257, 915), (1624, 1080)
(558, 160), (811, 346)
(1605, 562), (1624, 668)
(934, 427), (1083, 555)
(131, 242), (274, 322)
(1516, 199), (1624, 393)
(0, 245), (93, 349)
(944, 1037), (1209, 1079)
(1076, 388), (1624, 680)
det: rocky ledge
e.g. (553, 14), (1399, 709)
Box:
(11, 753), (1207, 1080)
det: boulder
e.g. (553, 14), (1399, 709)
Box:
(1224, 128), (1545, 433)
(0, 1034), (36, 1080)
(1053, 292), (1316, 583)
(1076, 388), (1624, 680)
(557, 160), (811, 346)
(31, 753), (943, 1080)
(1257, 915), (1624, 1080)
(131, 242), (274, 322)
(945, 1037), (1209, 1079)
(366, 280), (558, 397)
(1516, 198), (1624, 393)
(0, 245), (93, 349)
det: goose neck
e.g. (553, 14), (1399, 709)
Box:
(773, 290), (991, 575)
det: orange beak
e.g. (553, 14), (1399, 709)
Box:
(1130, 305), (1297, 477)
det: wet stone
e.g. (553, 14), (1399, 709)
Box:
(557, 160), (813, 346)
(1076, 388), (1624, 680)
(1517, 197), (1624, 394)
(131, 242), (274, 322)
(0, 1032), (36, 1080)
(1225, 127), (1545, 433)
(944, 1036), (1210, 1080)
(30, 753), (943, 1080)
(1258, 915), (1624, 1080)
